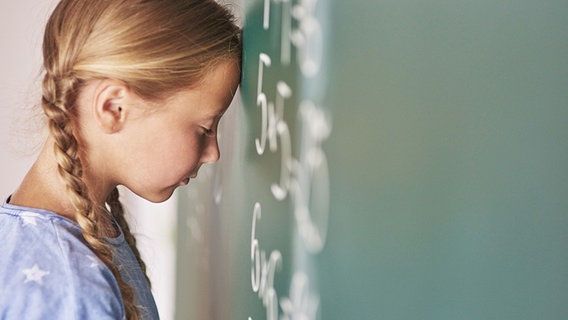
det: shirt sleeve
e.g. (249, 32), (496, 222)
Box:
(0, 211), (126, 320)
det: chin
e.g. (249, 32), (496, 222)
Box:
(131, 187), (177, 204)
(149, 191), (177, 203)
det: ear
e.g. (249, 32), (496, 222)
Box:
(92, 80), (130, 133)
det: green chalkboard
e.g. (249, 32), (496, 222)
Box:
(175, 0), (568, 319)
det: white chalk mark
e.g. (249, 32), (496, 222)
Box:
(275, 0), (292, 64)
(255, 53), (272, 155)
(290, 101), (332, 253)
(263, 0), (270, 29)
(257, 53), (272, 98)
(280, 272), (320, 320)
(250, 203), (283, 320)
(251, 202), (262, 292)
(256, 94), (268, 155)
(271, 121), (293, 201)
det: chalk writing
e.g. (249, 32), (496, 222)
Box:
(249, 0), (330, 319)
(263, 0), (271, 29)
(256, 53), (272, 155)
(291, 101), (331, 253)
(250, 203), (283, 320)
(264, 0), (323, 75)
(291, 0), (322, 76)
(276, 0), (292, 65)
(280, 272), (320, 320)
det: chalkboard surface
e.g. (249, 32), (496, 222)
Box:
(175, 0), (568, 319)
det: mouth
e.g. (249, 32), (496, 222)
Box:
(179, 177), (190, 186)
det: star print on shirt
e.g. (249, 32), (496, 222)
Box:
(86, 255), (100, 268)
(22, 264), (50, 285)
(21, 215), (37, 226)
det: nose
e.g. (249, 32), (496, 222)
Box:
(201, 135), (220, 164)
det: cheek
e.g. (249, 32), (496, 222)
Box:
(167, 132), (206, 164)
(132, 129), (197, 172)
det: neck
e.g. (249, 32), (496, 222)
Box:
(9, 138), (116, 222)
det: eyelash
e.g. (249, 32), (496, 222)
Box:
(202, 127), (215, 137)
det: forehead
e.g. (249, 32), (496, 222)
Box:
(201, 61), (240, 114)
(167, 61), (240, 116)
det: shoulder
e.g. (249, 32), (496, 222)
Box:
(0, 205), (126, 319)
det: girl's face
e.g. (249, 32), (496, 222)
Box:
(114, 61), (240, 202)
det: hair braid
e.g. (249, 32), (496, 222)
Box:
(41, 72), (140, 320)
(107, 187), (151, 285)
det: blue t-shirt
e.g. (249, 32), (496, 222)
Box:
(0, 200), (159, 319)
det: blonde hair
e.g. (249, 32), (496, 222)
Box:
(41, 0), (241, 318)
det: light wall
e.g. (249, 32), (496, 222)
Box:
(0, 0), (53, 198)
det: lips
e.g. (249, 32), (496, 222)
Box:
(179, 171), (198, 186)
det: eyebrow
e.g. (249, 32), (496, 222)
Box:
(212, 100), (233, 119)
(210, 107), (227, 118)
(205, 89), (236, 119)
(202, 108), (227, 124)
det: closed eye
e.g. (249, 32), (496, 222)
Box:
(202, 127), (215, 137)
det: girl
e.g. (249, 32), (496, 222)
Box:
(0, 0), (241, 319)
